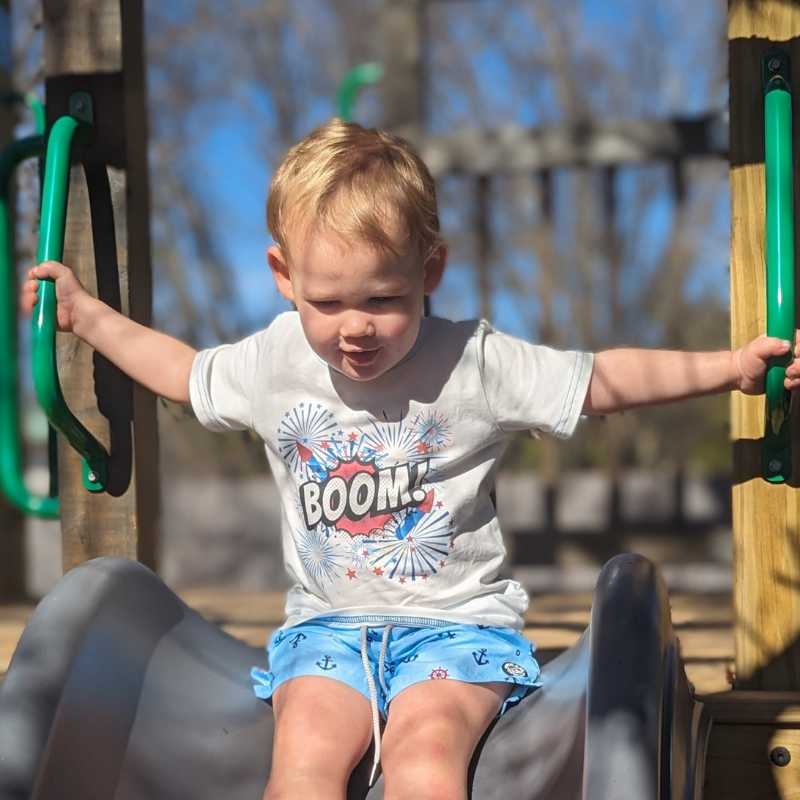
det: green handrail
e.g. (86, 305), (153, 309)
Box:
(0, 134), (58, 517)
(337, 63), (384, 122)
(26, 95), (61, 501)
(25, 94), (46, 137)
(33, 104), (108, 493)
(762, 52), (795, 484)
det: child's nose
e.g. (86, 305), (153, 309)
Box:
(340, 313), (376, 339)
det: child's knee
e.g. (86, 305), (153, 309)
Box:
(382, 756), (466, 800)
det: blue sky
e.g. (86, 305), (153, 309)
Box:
(6, 1), (729, 348)
(151, 0), (728, 348)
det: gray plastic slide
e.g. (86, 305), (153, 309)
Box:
(0, 553), (706, 799)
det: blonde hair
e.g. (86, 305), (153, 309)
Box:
(267, 118), (442, 262)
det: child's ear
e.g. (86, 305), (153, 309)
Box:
(267, 245), (295, 303)
(423, 243), (448, 294)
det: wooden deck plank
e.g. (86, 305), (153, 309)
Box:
(0, 589), (734, 694)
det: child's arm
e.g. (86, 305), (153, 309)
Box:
(583, 336), (799, 415)
(21, 261), (197, 403)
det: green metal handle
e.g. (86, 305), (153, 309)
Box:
(337, 63), (384, 122)
(25, 94), (46, 136)
(33, 108), (108, 492)
(0, 134), (58, 517)
(762, 52), (795, 483)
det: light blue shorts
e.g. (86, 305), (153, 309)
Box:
(250, 619), (542, 718)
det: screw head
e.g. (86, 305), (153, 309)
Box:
(769, 57), (782, 72)
(769, 459), (783, 473)
(770, 746), (791, 767)
(87, 471), (97, 483)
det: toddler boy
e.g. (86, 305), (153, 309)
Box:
(22, 119), (800, 800)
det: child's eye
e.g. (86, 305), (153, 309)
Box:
(370, 297), (398, 305)
(310, 300), (338, 309)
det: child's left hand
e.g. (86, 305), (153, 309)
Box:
(735, 333), (800, 395)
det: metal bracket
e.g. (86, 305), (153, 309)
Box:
(68, 92), (93, 125)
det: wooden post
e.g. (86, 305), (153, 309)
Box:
(729, 2), (800, 690)
(42, 0), (159, 572)
(0, 0), (27, 598)
(380, 0), (425, 143)
(475, 175), (492, 321)
(380, 0), (429, 319)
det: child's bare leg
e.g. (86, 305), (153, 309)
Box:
(263, 676), (374, 800)
(380, 680), (510, 800)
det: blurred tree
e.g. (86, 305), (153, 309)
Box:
(425, 0), (729, 475)
(9, 0), (730, 479)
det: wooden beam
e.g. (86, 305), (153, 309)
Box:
(729, 1), (800, 690)
(419, 112), (728, 178)
(42, 0), (159, 572)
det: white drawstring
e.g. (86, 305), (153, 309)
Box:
(378, 624), (393, 695)
(359, 624), (394, 786)
(360, 625), (382, 786)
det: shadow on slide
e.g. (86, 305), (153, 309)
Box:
(0, 553), (709, 799)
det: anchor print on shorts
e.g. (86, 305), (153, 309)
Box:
(316, 655), (337, 671)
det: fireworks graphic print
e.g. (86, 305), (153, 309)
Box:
(412, 411), (451, 454)
(281, 403), (453, 586)
(361, 417), (430, 466)
(277, 403), (342, 480)
(368, 507), (450, 580)
(296, 526), (344, 586)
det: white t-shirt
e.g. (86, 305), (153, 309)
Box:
(190, 312), (593, 631)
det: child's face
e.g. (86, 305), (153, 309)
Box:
(268, 228), (445, 382)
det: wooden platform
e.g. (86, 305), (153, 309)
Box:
(0, 588), (734, 695)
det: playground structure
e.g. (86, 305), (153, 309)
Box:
(1, 1), (800, 798)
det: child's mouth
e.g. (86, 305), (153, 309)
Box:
(341, 348), (380, 366)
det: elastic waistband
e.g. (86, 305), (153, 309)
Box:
(313, 614), (451, 628)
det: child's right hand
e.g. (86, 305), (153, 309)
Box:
(20, 261), (89, 333)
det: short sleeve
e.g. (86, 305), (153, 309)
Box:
(189, 332), (263, 432)
(477, 321), (594, 439)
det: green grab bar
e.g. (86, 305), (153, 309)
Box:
(25, 94), (46, 136)
(0, 134), (58, 517)
(337, 62), (384, 122)
(26, 95), (60, 500)
(33, 107), (108, 493)
(762, 52), (796, 484)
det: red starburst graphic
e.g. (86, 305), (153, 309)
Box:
(373, 566), (384, 576)
(346, 569), (357, 580)
(328, 459), (393, 537)
(429, 667), (448, 680)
